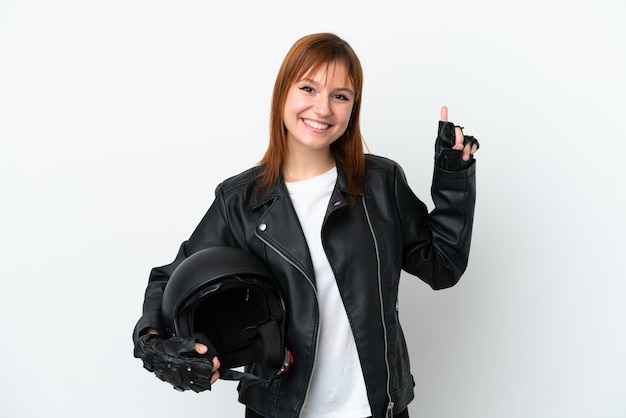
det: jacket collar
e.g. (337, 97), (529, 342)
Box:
(251, 164), (350, 209)
(250, 164), (351, 284)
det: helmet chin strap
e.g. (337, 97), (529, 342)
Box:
(194, 332), (294, 386)
(219, 349), (293, 386)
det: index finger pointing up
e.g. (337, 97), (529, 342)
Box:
(440, 105), (448, 122)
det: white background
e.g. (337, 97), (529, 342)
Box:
(1, 1), (625, 417)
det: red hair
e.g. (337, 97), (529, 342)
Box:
(256, 33), (365, 201)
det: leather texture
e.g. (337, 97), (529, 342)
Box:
(133, 146), (476, 417)
(435, 121), (478, 171)
(134, 333), (217, 392)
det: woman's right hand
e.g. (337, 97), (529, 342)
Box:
(195, 342), (221, 385)
(134, 329), (220, 391)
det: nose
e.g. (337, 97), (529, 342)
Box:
(312, 95), (331, 117)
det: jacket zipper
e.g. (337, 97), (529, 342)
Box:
(361, 197), (394, 417)
(254, 230), (320, 418)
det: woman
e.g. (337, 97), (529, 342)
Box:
(133, 32), (478, 418)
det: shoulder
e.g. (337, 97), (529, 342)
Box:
(363, 154), (414, 193)
(365, 154), (404, 177)
(216, 166), (261, 194)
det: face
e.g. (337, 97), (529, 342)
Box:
(282, 62), (354, 157)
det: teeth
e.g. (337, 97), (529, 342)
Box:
(303, 119), (329, 130)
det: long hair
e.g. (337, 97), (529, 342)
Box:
(256, 33), (365, 201)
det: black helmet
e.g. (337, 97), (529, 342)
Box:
(161, 246), (291, 383)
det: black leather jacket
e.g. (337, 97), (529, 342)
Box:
(133, 154), (476, 418)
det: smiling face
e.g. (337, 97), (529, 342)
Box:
(282, 62), (355, 158)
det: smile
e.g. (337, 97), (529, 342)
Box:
(303, 119), (329, 130)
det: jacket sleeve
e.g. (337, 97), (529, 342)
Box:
(397, 162), (476, 290)
(132, 184), (238, 343)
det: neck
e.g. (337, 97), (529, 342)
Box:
(283, 149), (335, 182)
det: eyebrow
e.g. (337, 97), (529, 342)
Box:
(298, 78), (355, 96)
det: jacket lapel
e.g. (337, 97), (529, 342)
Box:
(324, 164), (350, 223)
(254, 182), (316, 283)
(252, 165), (352, 285)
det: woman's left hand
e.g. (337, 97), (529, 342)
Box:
(440, 105), (479, 161)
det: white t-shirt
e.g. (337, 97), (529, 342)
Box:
(285, 167), (372, 418)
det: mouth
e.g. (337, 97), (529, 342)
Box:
(302, 118), (330, 130)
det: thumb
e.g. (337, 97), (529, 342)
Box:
(195, 342), (208, 354)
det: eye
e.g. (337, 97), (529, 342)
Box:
(333, 94), (350, 101)
(299, 86), (314, 93)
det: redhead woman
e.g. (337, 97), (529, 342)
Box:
(133, 32), (479, 418)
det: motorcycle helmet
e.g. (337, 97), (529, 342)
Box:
(161, 246), (291, 383)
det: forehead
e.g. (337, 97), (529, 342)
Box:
(300, 61), (353, 89)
